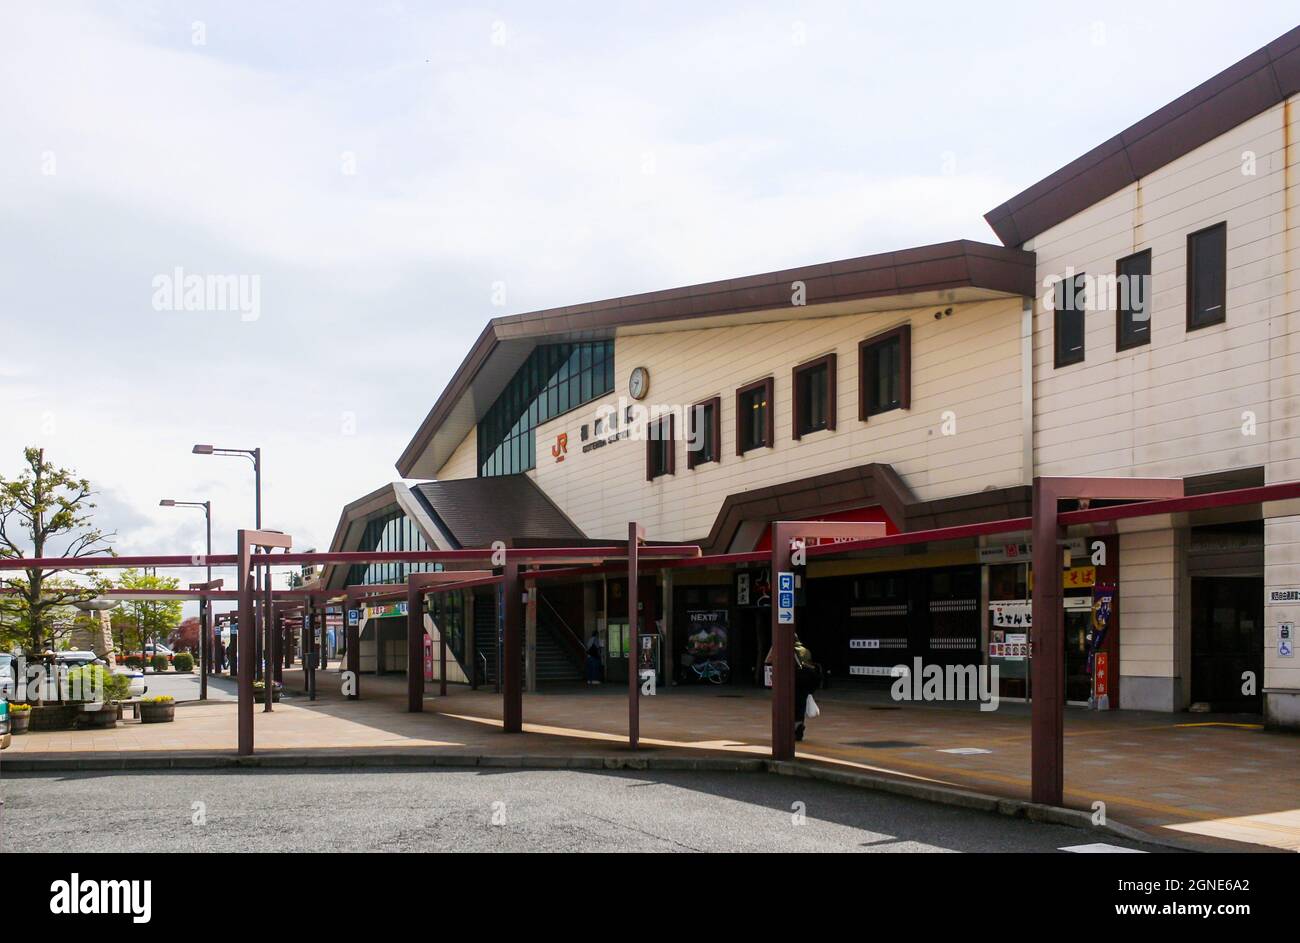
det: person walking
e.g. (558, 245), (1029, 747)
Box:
(765, 635), (821, 742)
(584, 633), (603, 685)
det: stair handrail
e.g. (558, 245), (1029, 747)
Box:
(537, 593), (589, 664)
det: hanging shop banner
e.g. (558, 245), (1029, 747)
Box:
(364, 601), (408, 620)
(736, 569), (771, 607)
(991, 600), (1031, 629)
(685, 610), (728, 664)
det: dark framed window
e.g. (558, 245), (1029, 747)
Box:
(1187, 222), (1226, 330)
(687, 397), (721, 469)
(792, 353), (836, 439)
(1116, 250), (1152, 350)
(858, 324), (910, 420)
(736, 377), (774, 455)
(646, 414), (675, 481)
(477, 339), (614, 477)
(1053, 272), (1086, 368)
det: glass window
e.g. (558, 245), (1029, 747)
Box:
(1187, 223), (1226, 330)
(793, 357), (834, 437)
(737, 379), (771, 454)
(859, 327), (908, 418)
(477, 340), (615, 477)
(688, 398), (719, 469)
(1054, 272), (1086, 368)
(1116, 250), (1151, 350)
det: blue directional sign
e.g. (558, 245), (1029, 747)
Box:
(777, 571), (795, 625)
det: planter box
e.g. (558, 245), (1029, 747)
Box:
(10, 711), (31, 734)
(253, 689), (282, 702)
(139, 702), (176, 724)
(77, 705), (118, 729)
(29, 704), (79, 731)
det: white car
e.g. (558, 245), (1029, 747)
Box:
(53, 653), (147, 699)
(114, 666), (147, 698)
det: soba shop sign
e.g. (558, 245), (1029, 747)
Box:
(364, 601), (408, 620)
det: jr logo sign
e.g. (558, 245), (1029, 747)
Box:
(551, 432), (568, 462)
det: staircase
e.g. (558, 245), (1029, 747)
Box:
(471, 591), (584, 686)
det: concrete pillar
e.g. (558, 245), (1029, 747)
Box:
(1117, 518), (1188, 711)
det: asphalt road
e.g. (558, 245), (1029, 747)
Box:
(0, 768), (1162, 852)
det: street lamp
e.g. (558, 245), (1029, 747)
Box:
(161, 497), (214, 698)
(159, 499), (212, 582)
(191, 445), (261, 528)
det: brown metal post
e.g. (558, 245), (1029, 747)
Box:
(237, 533), (255, 755)
(770, 523), (795, 761)
(304, 600), (315, 700)
(407, 581), (423, 712)
(264, 564), (275, 711)
(1030, 489), (1065, 805)
(1027, 476), (1183, 805)
(198, 595), (208, 701)
(346, 600), (360, 700)
(502, 560), (523, 733)
(439, 599), (448, 698)
(628, 522), (644, 749)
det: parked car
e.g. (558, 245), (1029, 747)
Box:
(114, 666), (147, 699)
(122, 642), (174, 665)
(51, 653), (146, 699)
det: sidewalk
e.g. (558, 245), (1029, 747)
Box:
(5, 667), (1297, 851)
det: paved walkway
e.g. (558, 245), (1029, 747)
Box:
(6, 667), (1298, 851)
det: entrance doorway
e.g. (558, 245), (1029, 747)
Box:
(1191, 577), (1263, 712)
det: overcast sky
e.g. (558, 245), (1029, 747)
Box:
(1, 1), (1295, 613)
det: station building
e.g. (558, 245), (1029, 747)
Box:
(320, 25), (1300, 728)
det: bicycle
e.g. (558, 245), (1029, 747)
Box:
(688, 659), (731, 684)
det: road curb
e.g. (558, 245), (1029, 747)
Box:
(0, 749), (1221, 850)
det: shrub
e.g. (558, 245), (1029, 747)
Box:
(9, 702), (32, 712)
(63, 665), (132, 703)
(149, 654), (169, 673)
(124, 655), (146, 670)
(142, 695), (174, 704)
(173, 652), (194, 673)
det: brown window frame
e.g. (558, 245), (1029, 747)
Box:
(735, 376), (775, 455)
(858, 324), (911, 421)
(1115, 249), (1152, 351)
(645, 413), (675, 481)
(1053, 272), (1087, 369)
(1186, 222), (1227, 331)
(686, 396), (722, 470)
(791, 353), (837, 440)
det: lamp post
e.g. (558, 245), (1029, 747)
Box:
(193, 444), (263, 683)
(161, 498), (212, 699)
(191, 445), (260, 528)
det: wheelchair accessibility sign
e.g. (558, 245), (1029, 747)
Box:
(777, 572), (795, 625)
(1280, 622), (1294, 658)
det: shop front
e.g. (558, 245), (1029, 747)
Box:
(984, 535), (1119, 708)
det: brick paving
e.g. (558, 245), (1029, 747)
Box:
(6, 667), (1298, 850)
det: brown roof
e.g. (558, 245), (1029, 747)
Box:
(697, 462), (1032, 553)
(985, 26), (1300, 247)
(411, 477), (585, 549)
(396, 239), (1035, 477)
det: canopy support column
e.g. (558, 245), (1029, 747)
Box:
(502, 561), (523, 732)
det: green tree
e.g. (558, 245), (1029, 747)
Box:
(0, 447), (113, 654)
(113, 568), (183, 657)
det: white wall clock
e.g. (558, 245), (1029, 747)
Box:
(629, 366), (650, 400)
